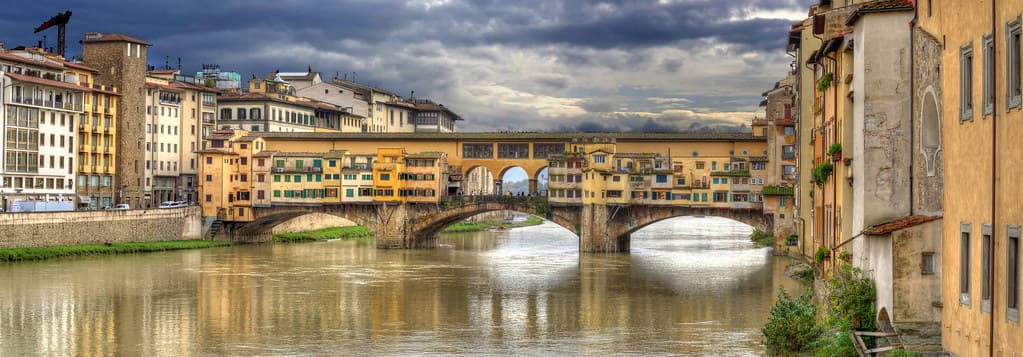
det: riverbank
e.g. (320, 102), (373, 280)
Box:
(272, 226), (374, 243)
(441, 215), (544, 233)
(0, 240), (232, 263)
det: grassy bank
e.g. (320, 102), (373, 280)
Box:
(272, 226), (374, 243)
(442, 215), (545, 233)
(0, 240), (233, 263)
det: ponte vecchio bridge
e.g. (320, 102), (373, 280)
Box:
(202, 131), (778, 253)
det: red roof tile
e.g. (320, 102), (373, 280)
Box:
(82, 33), (151, 46)
(864, 215), (941, 235)
(5, 73), (88, 92)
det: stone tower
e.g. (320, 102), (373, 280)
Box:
(81, 33), (150, 208)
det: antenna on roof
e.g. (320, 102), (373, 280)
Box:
(177, 57), (181, 70)
(164, 56), (169, 70)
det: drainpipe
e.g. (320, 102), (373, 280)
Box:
(910, 6), (917, 217)
(990, 0), (998, 354)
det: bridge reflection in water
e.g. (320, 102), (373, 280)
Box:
(0, 217), (802, 355)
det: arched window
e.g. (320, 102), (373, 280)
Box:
(250, 108), (261, 120)
(922, 92), (940, 150)
(237, 108), (247, 120)
(220, 108), (231, 120)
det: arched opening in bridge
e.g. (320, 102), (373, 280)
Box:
(535, 167), (549, 196)
(437, 210), (578, 250)
(269, 212), (358, 235)
(628, 216), (760, 252)
(464, 166), (495, 195)
(499, 166), (529, 195)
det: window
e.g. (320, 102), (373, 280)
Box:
(1009, 225), (1021, 322)
(784, 126), (795, 136)
(922, 252), (936, 275)
(961, 222), (972, 305)
(593, 155), (606, 164)
(1009, 17), (1022, 110)
(961, 42), (974, 122)
(984, 34), (995, 115)
(655, 175), (667, 183)
(983, 225), (993, 312)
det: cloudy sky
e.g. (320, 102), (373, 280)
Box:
(2, 0), (811, 132)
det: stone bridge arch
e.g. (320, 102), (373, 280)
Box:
(579, 204), (773, 252)
(234, 198), (580, 248)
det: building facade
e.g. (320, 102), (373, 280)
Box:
(0, 49), (85, 211)
(81, 32), (150, 208)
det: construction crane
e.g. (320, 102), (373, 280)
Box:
(34, 11), (72, 58)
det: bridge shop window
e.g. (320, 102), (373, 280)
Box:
(498, 143), (529, 159)
(533, 143), (565, 159)
(463, 144), (493, 159)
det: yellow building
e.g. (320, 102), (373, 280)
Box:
(402, 152), (448, 203)
(64, 59), (120, 209)
(918, 0), (1023, 354)
(371, 148), (405, 202)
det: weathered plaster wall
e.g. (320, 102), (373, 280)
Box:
(0, 206), (201, 248)
(852, 13), (914, 236)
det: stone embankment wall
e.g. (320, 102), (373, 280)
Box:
(0, 206), (201, 249)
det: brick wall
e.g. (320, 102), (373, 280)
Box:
(0, 206), (201, 249)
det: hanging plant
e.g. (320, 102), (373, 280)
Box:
(812, 161), (834, 187)
(816, 73), (834, 92)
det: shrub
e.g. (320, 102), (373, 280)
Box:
(885, 349), (922, 357)
(762, 287), (820, 355)
(815, 246), (829, 265)
(751, 229), (774, 248)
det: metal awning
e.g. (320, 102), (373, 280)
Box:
(78, 196), (91, 203)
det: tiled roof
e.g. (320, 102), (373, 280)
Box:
(82, 33), (151, 46)
(172, 80), (218, 92)
(195, 149), (238, 155)
(149, 69), (177, 75)
(0, 51), (64, 70)
(219, 93), (320, 109)
(847, 0), (914, 25)
(62, 61), (99, 73)
(864, 215), (941, 235)
(5, 73), (88, 92)
(146, 82), (183, 91)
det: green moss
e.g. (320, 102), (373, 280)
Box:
(0, 240), (233, 263)
(443, 215), (544, 233)
(272, 226), (374, 243)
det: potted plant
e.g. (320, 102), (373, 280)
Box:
(815, 246), (831, 264)
(843, 157), (852, 166)
(838, 251), (852, 263)
(827, 143), (842, 162)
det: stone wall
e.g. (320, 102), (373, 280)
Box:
(911, 27), (944, 216)
(0, 206), (201, 249)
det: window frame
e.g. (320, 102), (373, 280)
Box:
(961, 42), (975, 122)
(961, 222), (972, 306)
(982, 224), (993, 312)
(983, 34), (995, 116)
(1008, 225), (1021, 323)
(1007, 17), (1022, 111)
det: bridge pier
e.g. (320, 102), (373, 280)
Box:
(578, 204), (630, 253)
(371, 204), (438, 249)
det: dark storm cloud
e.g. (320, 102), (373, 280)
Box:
(1, 0), (815, 131)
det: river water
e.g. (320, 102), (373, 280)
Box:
(0, 217), (802, 356)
